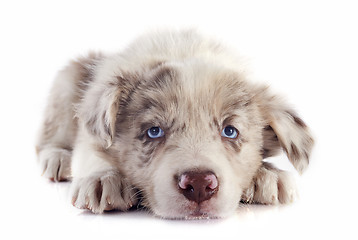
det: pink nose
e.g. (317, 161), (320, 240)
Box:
(178, 171), (219, 204)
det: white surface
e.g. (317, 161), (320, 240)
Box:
(1, 0), (357, 239)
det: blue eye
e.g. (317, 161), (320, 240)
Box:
(221, 126), (238, 139)
(147, 127), (165, 139)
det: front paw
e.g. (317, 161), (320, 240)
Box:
(71, 170), (138, 213)
(241, 162), (298, 204)
(38, 147), (71, 182)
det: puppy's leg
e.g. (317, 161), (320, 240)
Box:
(36, 65), (80, 181)
(241, 162), (298, 204)
(36, 53), (103, 181)
(70, 130), (138, 213)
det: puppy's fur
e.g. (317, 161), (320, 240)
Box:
(37, 30), (313, 219)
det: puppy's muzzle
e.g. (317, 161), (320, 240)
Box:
(178, 171), (219, 204)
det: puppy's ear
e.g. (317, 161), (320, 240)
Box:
(258, 89), (314, 174)
(77, 76), (124, 149)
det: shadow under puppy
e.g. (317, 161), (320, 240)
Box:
(37, 29), (314, 219)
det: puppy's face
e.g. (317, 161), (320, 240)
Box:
(80, 59), (312, 219)
(113, 62), (265, 218)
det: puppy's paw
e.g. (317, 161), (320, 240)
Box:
(71, 170), (138, 213)
(38, 147), (72, 182)
(241, 162), (298, 204)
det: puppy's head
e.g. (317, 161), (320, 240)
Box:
(80, 60), (313, 219)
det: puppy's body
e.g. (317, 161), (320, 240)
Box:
(37, 30), (313, 219)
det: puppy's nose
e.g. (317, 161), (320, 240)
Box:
(178, 171), (219, 204)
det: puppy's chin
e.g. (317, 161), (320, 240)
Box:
(151, 195), (238, 220)
(154, 208), (232, 220)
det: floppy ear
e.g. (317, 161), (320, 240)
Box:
(77, 76), (124, 149)
(259, 89), (314, 174)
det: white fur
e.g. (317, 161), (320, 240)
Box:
(37, 29), (313, 218)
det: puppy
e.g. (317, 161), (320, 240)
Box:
(37, 29), (313, 219)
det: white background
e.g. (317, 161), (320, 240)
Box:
(1, 0), (357, 239)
